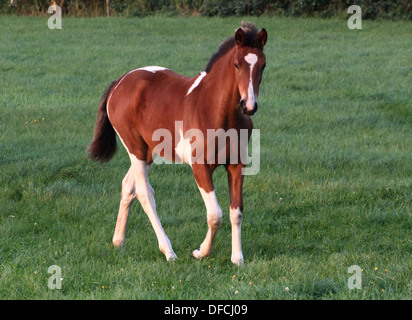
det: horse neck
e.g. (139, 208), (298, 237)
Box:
(202, 48), (240, 122)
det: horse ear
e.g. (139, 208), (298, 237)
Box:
(235, 28), (245, 46)
(258, 28), (267, 47)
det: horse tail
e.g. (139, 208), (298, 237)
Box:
(88, 81), (117, 163)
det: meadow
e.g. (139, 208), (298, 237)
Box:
(0, 15), (411, 300)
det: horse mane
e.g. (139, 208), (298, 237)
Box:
(204, 21), (261, 73)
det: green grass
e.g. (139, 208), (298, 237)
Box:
(0, 15), (411, 300)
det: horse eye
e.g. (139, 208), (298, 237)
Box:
(262, 63), (266, 71)
(234, 63), (239, 70)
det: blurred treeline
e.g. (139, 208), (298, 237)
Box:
(2, 0), (411, 20)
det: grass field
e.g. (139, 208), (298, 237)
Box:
(0, 15), (411, 300)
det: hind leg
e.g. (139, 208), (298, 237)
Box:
(130, 155), (177, 261)
(113, 167), (136, 247)
(110, 119), (175, 260)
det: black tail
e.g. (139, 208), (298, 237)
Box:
(88, 81), (117, 163)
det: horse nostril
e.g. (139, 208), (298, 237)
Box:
(246, 103), (258, 116)
(253, 103), (258, 113)
(239, 99), (247, 113)
(239, 100), (258, 116)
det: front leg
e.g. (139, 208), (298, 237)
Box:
(226, 164), (245, 265)
(191, 164), (222, 259)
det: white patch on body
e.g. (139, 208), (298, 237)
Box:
(174, 129), (193, 165)
(186, 71), (207, 96)
(244, 53), (258, 110)
(138, 66), (168, 73)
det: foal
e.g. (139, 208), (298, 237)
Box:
(88, 22), (267, 265)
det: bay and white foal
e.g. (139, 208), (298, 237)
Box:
(88, 22), (267, 264)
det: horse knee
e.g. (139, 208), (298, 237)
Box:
(230, 207), (243, 225)
(121, 175), (135, 205)
(207, 208), (222, 229)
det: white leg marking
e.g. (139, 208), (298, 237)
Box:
(186, 71), (207, 96)
(230, 207), (244, 265)
(129, 155), (176, 261)
(113, 167), (135, 247)
(244, 53), (258, 111)
(192, 186), (222, 259)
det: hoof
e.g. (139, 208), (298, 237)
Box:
(231, 255), (244, 266)
(112, 238), (125, 248)
(165, 252), (177, 262)
(191, 249), (211, 259)
(191, 249), (202, 259)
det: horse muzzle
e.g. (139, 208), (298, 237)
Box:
(240, 99), (258, 116)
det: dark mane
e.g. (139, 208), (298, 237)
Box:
(204, 37), (236, 73)
(204, 22), (261, 73)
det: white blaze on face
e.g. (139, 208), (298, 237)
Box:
(244, 53), (258, 110)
